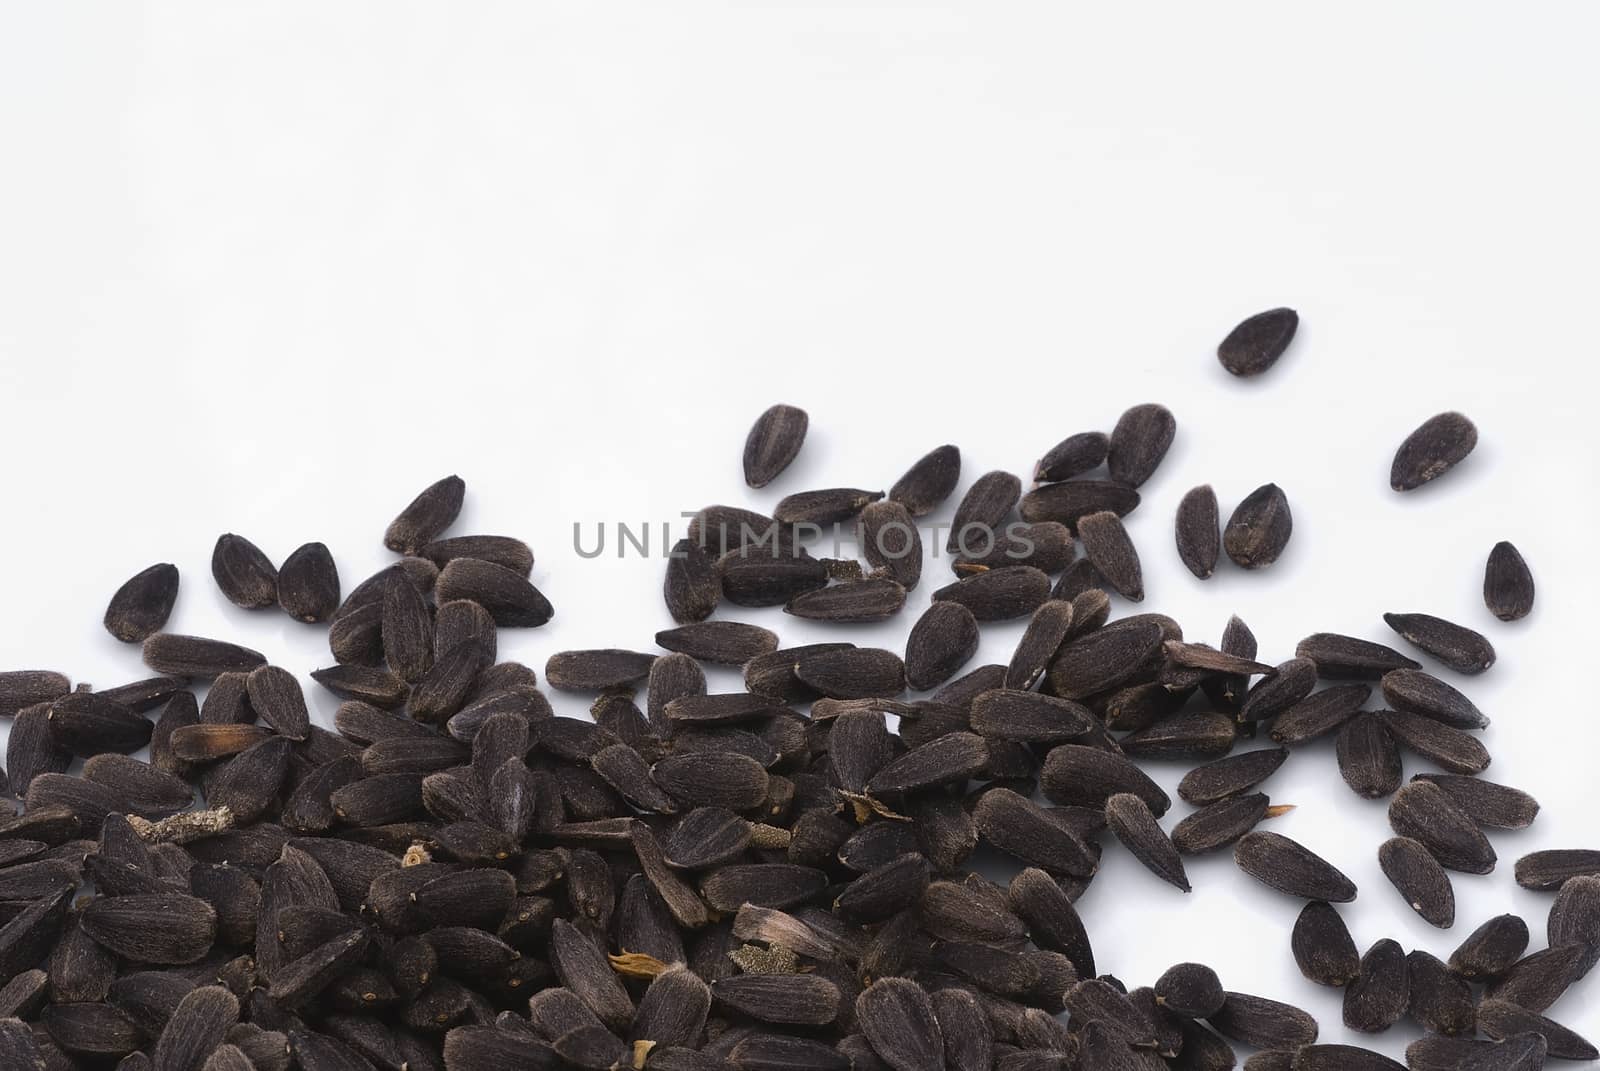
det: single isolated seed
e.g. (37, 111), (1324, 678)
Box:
(103, 563), (180, 643)
(1174, 484), (1220, 580)
(1484, 541), (1535, 621)
(742, 403), (808, 488)
(1218, 307), (1298, 377)
(210, 534), (278, 609)
(946, 470), (1023, 554)
(1107, 403), (1176, 488)
(1223, 483), (1292, 569)
(1105, 792), (1190, 891)
(384, 475), (465, 553)
(1391, 411), (1478, 492)
(276, 542), (340, 623)
(1382, 613), (1495, 674)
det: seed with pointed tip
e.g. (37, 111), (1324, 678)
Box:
(1218, 307), (1298, 377)
(245, 666), (310, 740)
(436, 558), (552, 627)
(974, 788), (1097, 877)
(1478, 998), (1599, 1060)
(1378, 836), (1455, 927)
(859, 500), (923, 591)
(662, 538), (719, 624)
(1048, 618), (1165, 699)
(1296, 633), (1419, 679)
(1336, 714), (1401, 799)
(774, 487), (883, 526)
(946, 470), (1023, 554)
(890, 444), (961, 515)
(1105, 792), (1189, 891)
(1209, 991), (1318, 1050)
(144, 634), (266, 679)
(1234, 831), (1356, 901)
(1389, 781), (1496, 874)
(1515, 849), (1600, 891)
(1223, 484), (1292, 569)
(932, 567), (1051, 622)
(1484, 541), (1535, 621)
(1414, 774), (1538, 830)
(276, 542), (340, 623)
(1381, 669), (1487, 729)
(1547, 873), (1600, 975)
(1449, 913), (1530, 979)
(81, 894), (217, 965)
(211, 534), (278, 609)
(544, 650), (657, 692)
(1291, 900), (1359, 987)
(104, 564), (180, 643)
(1486, 945), (1586, 1013)
(1179, 748), (1288, 805)
(903, 603), (979, 692)
(1078, 510), (1143, 601)
(1407, 949), (1476, 1036)
(1108, 403), (1176, 488)
(1382, 613), (1495, 674)
(1392, 411), (1477, 491)
(794, 647), (907, 699)
(856, 978), (943, 1071)
(1172, 793), (1277, 855)
(1019, 479), (1141, 529)
(384, 475), (465, 554)
(1042, 742), (1170, 815)
(1174, 485), (1219, 580)
(743, 404), (808, 488)
(1154, 962), (1223, 1019)
(1270, 684), (1370, 745)
(1034, 431), (1108, 484)
(785, 579), (906, 622)
(1379, 710), (1490, 775)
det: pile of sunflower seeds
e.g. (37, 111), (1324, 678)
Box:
(0, 308), (1588, 1071)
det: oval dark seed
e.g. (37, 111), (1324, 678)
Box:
(1335, 714), (1402, 800)
(1391, 411), (1477, 491)
(903, 603), (979, 692)
(785, 579), (906, 622)
(1380, 668), (1487, 729)
(1292, 901), (1359, 987)
(931, 567), (1051, 622)
(1515, 849), (1600, 891)
(890, 444), (961, 516)
(1105, 792), (1189, 892)
(1218, 307), (1298, 377)
(1223, 484), (1292, 569)
(663, 538), (720, 624)
(1414, 774), (1539, 830)
(1034, 432), (1107, 484)
(1172, 793), (1274, 855)
(1174, 484), (1220, 580)
(1484, 541), (1535, 621)
(947, 471), (1023, 554)
(1209, 992), (1318, 1051)
(1407, 949), (1476, 1036)
(1389, 781), (1496, 874)
(104, 564), (180, 644)
(1108, 403), (1176, 489)
(1449, 913), (1530, 979)
(859, 500), (923, 591)
(1234, 831), (1356, 902)
(1018, 479), (1141, 529)
(384, 475), (465, 554)
(1382, 613), (1495, 674)
(211, 534), (278, 610)
(1077, 510), (1142, 601)
(1378, 835), (1455, 928)
(743, 404), (808, 488)
(1295, 633), (1419, 680)
(277, 542), (340, 624)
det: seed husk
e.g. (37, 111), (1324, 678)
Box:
(1485, 945), (1586, 1014)
(1291, 901), (1359, 987)
(1381, 668), (1487, 729)
(1477, 998), (1598, 1060)
(946, 471), (1023, 554)
(1208, 991), (1318, 1050)
(785, 579), (906, 622)
(384, 475), (465, 554)
(1378, 835), (1455, 927)
(865, 732), (988, 798)
(1104, 792), (1189, 892)
(889, 444), (961, 516)
(855, 978), (943, 1071)
(743, 404), (808, 488)
(1269, 683), (1369, 746)
(858, 500), (923, 591)
(1414, 773), (1539, 830)
(1335, 714), (1402, 799)
(104, 563), (181, 643)
(1547, 873), (1600, 975)
(902, 604), (979, 692)
(544, 650), (657, 692)
(1407, 949), (1476, 1036)
(1234, 831), (1356, 902)
(211, 533), (279, 610)
(1077, 510), (1143, 601)
(970, 689), (1094, 744)
(1449, 913), (1530, 979)
(276, 542), (340, 623)
(931, 567), (1051, 622)
(309, 665), (409, 710)
(1382, 613), (1495, 675)
(1048, 618), (1165, 699)
(1223, 484), (1292, 569)
(143, 635), (267, 679)
(662, 538), (721, 624)
(712, 973), (840, 1027)
(1378, 710), (1490, 775)
(244, 666), (310, 740)
(1388, 781), (1496, 874)
(1032, 432), (1108, 485)
(1173, 485), (1220, 580)
(1218, 307), (1298, 377)
(0, 672), (72, 718)
(1391, 411), (1478, 491)
(1484, 541), (1535, 621)
(1001, 601), (1075, 691)
(1514, 849), (1600, 891)
(80, 894), (216, 965)
(436, 558), (552, 628)
(974, 788), (1097, 878)
(1171, 793), (1280, 855)
(794, 647), (907, 700)
(46, 692), (152, 756)
(652, 753), (769, 811)
(1162, 640), (1272, 678)
(1295, 633), (1420, 680)
(1122, 712), (1237, 760)
(1178, 747), (1287, 805)
(170, 723), (274, 763)
(1291, 1045), (1404, 1071)
(1042, 743), (1170, 816)
(1019, 479), (1141, 529)
(1153, 962), (1223, 1019)
(1107, 403), (1176, 489)
(774, 487), (882, 527)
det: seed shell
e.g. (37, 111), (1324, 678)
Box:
(1234, 831), (1356, 902)
(1209, 992), (1318, 1050)
(143, 635), (267, 679)
(1292, 901), (1359, 987)
(947, 471), (1023, 554)
(1484, 541), (1535, 621)
(1378, 835), (1455, 927)
(1477, 998), (1598, 1060)
(1388, 781), (1496, 874)
(1217, 307), (1298, 376)
(1383, 613), (1495, 675)
(104, 563), (181, 643)
(858, 500), (923, 591)
(1391, 411), (1478, 491)
(890, 444), (961, 516)
(1335, 714), (1401, 799)
(211, 533), (279, 609)
(1295, 633), (1419, 680)
(1223, 484), (1292, 569)
(785, 579), (906, 622)
(1107, 403), (1176, 488)
(1547, 873), (1600, 974)
(1381, 668), (1487, 729)
(1269, 683), (1369, 746)
(774, 487), (882, 527)
(1178, 747), (1287, 805)
(277, 542), (340, 623)
(931, 567), (1051, 622)
(1485, 945), (1586, 1013)
(743, 404), (808, 488)
(1077, 510), (1143, 601)
(903, 603), (979, 691)
(1414, 773), (1539, 830)
(1378, 709), (1490, 775)
(1407, 949), (1476, 1036)
(436, 558), (553, 628)
(1174, 485), (1220, 580)
(1105, 792), (1189, 891)
(384, 475), (465, 554)
(1171, 793), (1279, 856)
(1449, 913), (1530, 979)
(1514, 849), (1600, 891)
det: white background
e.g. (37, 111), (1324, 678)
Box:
(3, 2), (1598, 1060)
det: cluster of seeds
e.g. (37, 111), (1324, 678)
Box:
(0, 308), (1585, 1071)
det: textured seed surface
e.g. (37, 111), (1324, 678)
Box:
(1172, 793), (1277, 855)
(1210, 991), (1319, 1050)
(1078, 510), (1143, 600)
(1019, 478), (1140, 528)
(1389, 780), (1496, 874)
(1292, 900), (1360, 986)
(1485, 540), (1535, 621)
(1108, 403), (1176, 488)
(856, 978), (943, 1071)
(663, 538), (720, 623)
(902, 602), (979, 691)
(1343, 937), (1409, 1032)
(384, 475), (465, 553)
(1034, 431), (1107, 483)
(1515, 848), (1600, 890)
(1378, 835), (1455, 927)
(1218, 307), (1298, 376)
(143, 634), (266, 678)
(277, 542), (340, 623)
(1407, 949), (1476, 1036)
(1270, 683), (1369, 745)
(1223, 483), (1292, 569)
(1174, 484), (1220, 579)
(211, 533), (279, 609)
(931, 566), (1051, 621)
(947, 470), (1023, 553)
(889, 443), (960, 515)
(1234, 831), (1357, 902)
(743, 403), (808, 488)
(1382, 613), (1495, 675)
(104, 563), (180, 643)
(859, 499), (923, 590)
(1105, 792), (1189, 891)
(1379, 709), (1490, 774)
(785, 578), (906, 622)
(1336, 714), (1401, 799)
(1478, 998), (1599, 1060)
(1415, 773), (1539, 829)
(1391, 411), (1478, 491)
(1449, 913), (1530, 979)
(1295, 633), (1419, 680)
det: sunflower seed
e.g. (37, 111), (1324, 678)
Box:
(1077, 510), (1143, 601)
(47, 692), (152, 756)
(1407, 949), (1475, 1036)
(384, 475), (465, 554)
(1389, 781), (1496, 874)
(1217, 307), (1298, 376)
(947, 471), (1023, 554)
(932, 567), (1051, 622)
(1019, 479), (1141, 529)
(1223, 484), (1292, 569)
(1105, 792), (1189, 891)
(1042, 743), (1170, 815)
(857, 500), (923, 591)
(1449, 913), (1530, 979)
(143, 635), (266, 679)
(1153, 962), (1223, 1019)
(1378, 710), (1490, 775)
(1048, 618), (1165, 699)
(796, 647), (907, 700)
(1295, 633), (1419, 680)
(1335, 714), (1402, 799)
(276, 543), (340, 624)
(1413, 773), (1539, 830)
(1547, 873), (1600, 974)
(785, 579), (906, 622)
(890, 444), (961, 515)
(1515, 849), (1600, 891)
(652, 753), (769, 811)
(897, 603), (977, 692)
(1477, 998), (1598, 1060)
(1234, 831), (1356, 901)
(1381, 613), (1495, 675)
(1108, 403), (1176, 488)
(104, 564), (180, 644)
(974, 789), (1097, 878)
(1172, 794), (1280, 855)
(774, 488), (882, 527)
(1178, 747), (1287, 805)
(1485, 945), (1586, 1013)
(435, 558), (552, 627)
(1173, 485), (1220, 580)
(1209, 992), (1318, 1050)
(1032, 432), (1106, 484)
(865, 732), (988, 798)
(1484, 541), (1535, 621)
(1391, 411), (1477, 491)
(1290, 901), (1359, 987)
(211, 534), (278, 609)
(743, 404), (808, 488)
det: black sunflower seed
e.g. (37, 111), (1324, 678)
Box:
(1234, 831), (1356, 901)
(662, 538), (721, 624)
(890, 444), (961, 516)
(1378, 710), (1490, 775)
(1547, 873), (1600, 974)
(1381, 669), (1487, 729)
(1335, 714), (1401, 799)
(946, 471), (1023, 554)
(1407, 950), (1476, 1036)
(418, 534), (533, 576)
(1105, 792), (1189, 891)
(104, 563), (180, 643)
(1018, 479), (1141, 530)
(1449, 913), (1530, 980)
(1382, 613), (1495, 675)
(1477, 998), (1598, 1060)
(1485, 945), (1585, 1014)
(143, 635), (267, 679)
(856, 978), (943, 1071)
(865, 732), (988, 797)
(791, 647), (906, 700)
(651, 752), (769, 811)
(1153, 962), (1223, 1019)
(46, 692), (152, 756)
(80, 894), (216, 965)
(1378, 835), (1455, 927)
(309, 665), (408, 710)
(1033, 432), (1107, 484)
(1293, 1045), (1404, 1071)
(1171, 793), (1281, 855)
(743, 404), (808, 488)
(1174, 485), (1220, 580)
(931, 567), (1051, 622)
(245, 666), (310, 740)
(1295, 633), (1419, 680)
(5, 702), (70, 796)
(277, 543), (340, 623)
(1108, 403), (1176, 488)
(1222, 484), (1292, 569)
(1042, 743), (1170, 815)
(970, 689), (1094, 744)
(1413, 773), (1539, 830)
(1217, 307), (1298, 376)
(1484, 541), (1535, 621)
(774, 487), (883, 527)
(1514, 849), (1600, 891)
(903, 603), (979, 692)
(1178, 747), (1287, 805)
(1270, 685), (1369, 746)
(435, 558), (552, 627)
(1391, 411), (1477, 491)
(1291, 900), (1359, 987)
(1122, 712), (1236, 760)
(544, 650), (657, 692)
(383, 475), (466, 554)
(973, 788), (1097, 878)
(1048, 618), (1165, 699)
(857, 500), (923, 592)
(1389, 781), (1496, 874)
(211, 534), (278, 609)
(785, 579), (906, 622)
(1208, 992), (1318, 1050)
(1077, 510), (1143, 601)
